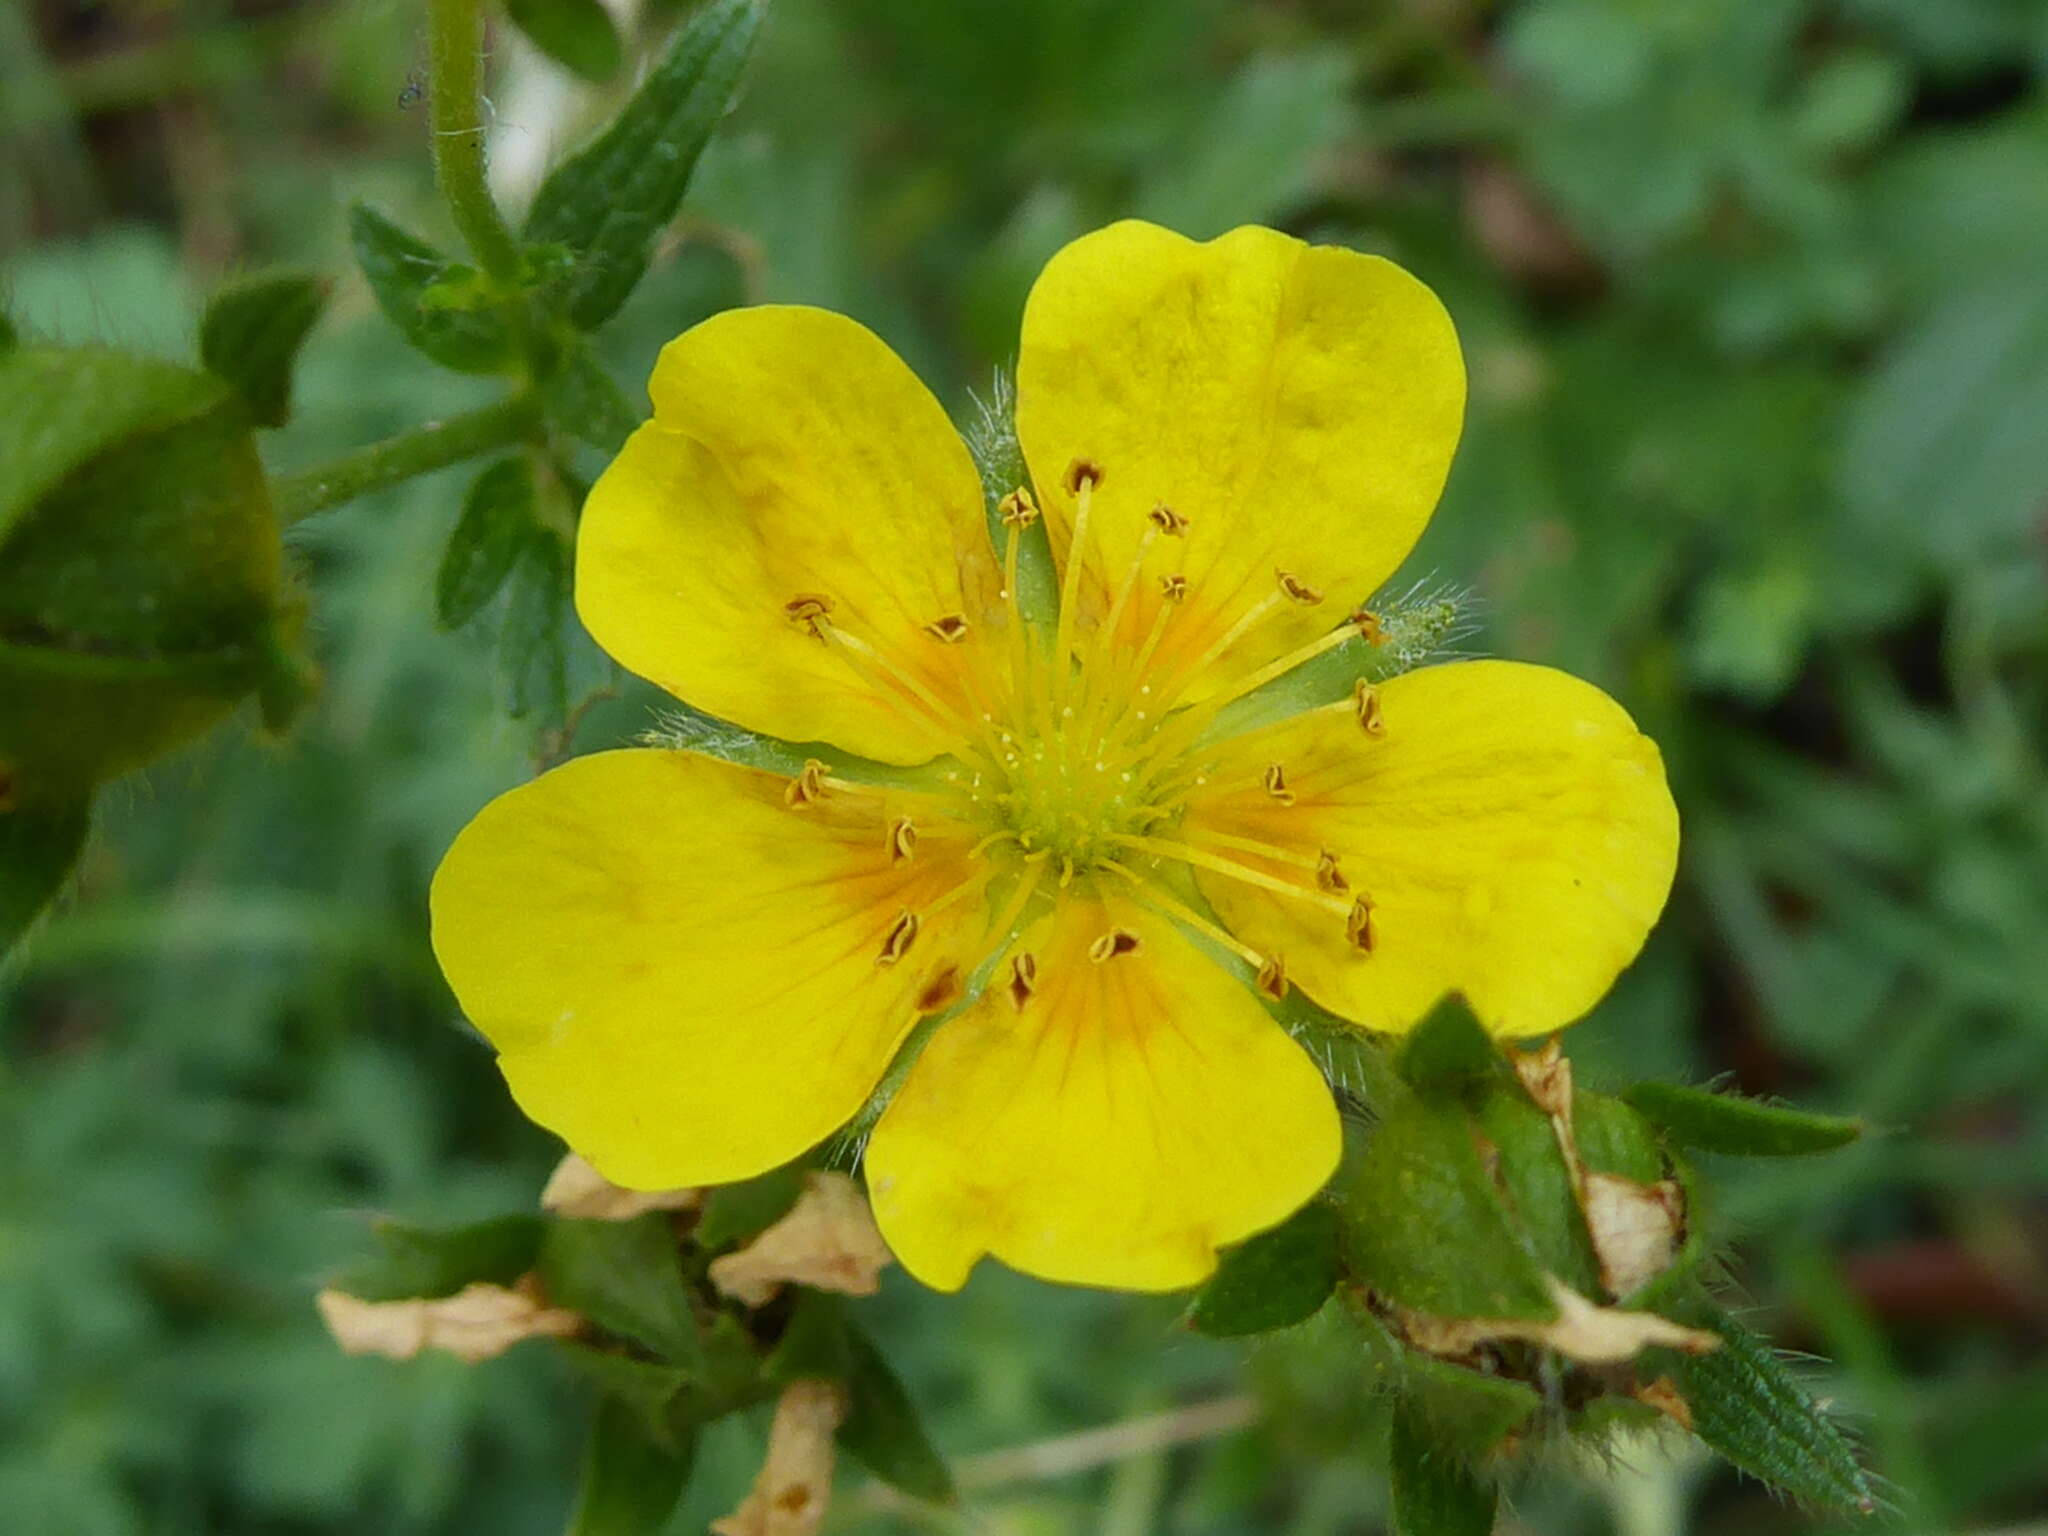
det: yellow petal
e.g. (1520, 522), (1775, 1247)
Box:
(1183, 661), (1677, 1037)
(1015, 221), (1464, 700)
(865, 886), (1340, 1292)
(577, 306), (1004, 766)
(430, 749), (989, 1187)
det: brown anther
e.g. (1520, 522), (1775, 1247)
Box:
(1087, 928), (1143, 963)
(1063, 458), (1103, 494)
(886, 816), (917, 864)
(915, 964), (964, 1015)
(1147, 503), (1189, 536)
(1158, 573), (1188, 603)
(1006, 952), (1038, 1012)
(1314, 849), (1350, 894)
(876, 910), (920, 967)
(1353, 679), (1385, 736)
(1352, 609), (1388, 646)
(1346, 895), (1377, 953)
(1262, 763), (1295, 806)
(998, 487), (1040, 528)
(1256, 954), (1289, 1001)
(784, 759), (829, 808)
(1276, 569), (1324, 605)
(783, 593), (834, 639)
(922, 614), (970, 644)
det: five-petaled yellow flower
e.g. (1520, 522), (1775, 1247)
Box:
(431, 222), (1680, 1293)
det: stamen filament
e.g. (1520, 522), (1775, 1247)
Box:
(1051, 471), (1096, 701)
(823, 622), (995, 765)
(1104, 834), (1353, 916)
(1098, 862), (1269, 970)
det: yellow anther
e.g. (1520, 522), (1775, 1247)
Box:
(1158, 573), (1188, 603)
(1006, 952), (1038, 1012)
(923, 614), (971, 644)
(1262, 763), (1296, 806)
(1315, 849), (1350, 895)
(1346, 895), (1377, 953)
(915, 963), (964, 1015)
(1087, 928), (1143, 963)
(784, 759), (829, 808)
(877, 910), (921, 967)
(998, 487), (1041, 528)
(1353, 679), (1386, 736)
(886, 816), (918, 863)
(1276, 569), (1324, 606)
(1256, 954), (1289, 1001)
(1147, 503), (1189, 536)
(1352, 609), (1388, 646)
(1063, 458), (1104, 493)
(783, 593), (834, 639)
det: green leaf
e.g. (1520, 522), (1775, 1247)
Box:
(523, 0), (762, 329)
(0, 309), (17, 351)
(330, 1214), (543, 1302)
(540, 1215), (701, 1365)
(540, 336), (641, 453)
(1187, 1201), (1339, 1337)
(1472, 1090), (1599, 1297)
(566, 1394), (694, 1536)
(1388, 1400), (1498, 1536)
(0, 792), (91, 959)
(1396, 997), (1505, 1097)
(1570, 1090), (1666, 1183)
(198, 270), (332, 428)
(558, 1343), (693, 1447)
(1624, 1081), (1863, 1157)
(839, 1318), (955, 1504)
(1400, 1350), (1542, 1462)
(1660, 1303), (1876, 1515)
(500, 527), (571, 720)
(348, 204), (518, 374)
(507, 0), (624, 83)
(695, 1164), (807, 1251)
(1336, 1097), (1556, 1321)
(437, 457), (536, 629)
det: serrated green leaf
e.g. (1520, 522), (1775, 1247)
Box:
(1187, 1201), (1338, 1337)
(198, 270), (332, 428)
(1624, 1081), (1863, 1156)
(437, 457), (535, 630)
(501, 528), (570, 720)
(840, 1318), (955, 1504)
(1389, 1399), (1498, 1536)
(523, 0), (761, 329)
(1397, 997), (1505, 1097)
(566, 1394), (694, 1536)
(507, 0), (623, 84)
(1661, 1303), (1875, 1515)
(540, 1214), (701, 1365)
(330, 1214), (543, 1302)
(1336, 1097), (1556, 1321)
(0, 792), (92, 959)
(540, 336), (641, 452)
(348, 204), (518, 373)
(695, 1163), (806, 1251)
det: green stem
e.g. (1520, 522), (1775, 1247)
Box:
(428, 0), (523, 284)
(271, 395), (537, 523)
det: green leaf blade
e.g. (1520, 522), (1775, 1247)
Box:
(348, 204), (518, 374)
(0, 792), (92, 960)
(507, 0), (624, 84)
(1625, 1081), (1863, 1156)
(198, 270), (332, 428)
(567, 1394), (694, 1536)
(436, 457), (536, 630)
(1187, 1200), (1339, 1338)
(540, 1214), (701, 1366)
(1388, 1400), (1498, 1536)
(330, 1214), (544, 1302)
(838, 1320), (955, 1504)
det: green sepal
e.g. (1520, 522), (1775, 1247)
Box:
(1389, 1399), (1499, 1536)
(1570, 1089), (1666, 1184)
(565, 1393), (695, 1536)
(840, 1317), (955, 1504)
(437, 457), (537, 629)
(1396, 997), (1507, 1098)
(1187, 1200), (1339, 1337)
(1401, 1348), (1542, 1461)
(329, 1214), (544, 1302)
(695, 1164), (807, 1252)
(540, 1214), (702, 1365)
(198, 269), (332, 428)
(558, 1344), (695, 1447)
(538, 333), (642, 453)
(0, 791), (92, 960)
(499, 524), (572, 720)
(507, 0), (624, 83)
(1472, 1090), (1600, 1297)
(523, 0), (762, 329)
(1656, 1301), (1876, 1515)
(348, 204), (519, 373)
(1624, 1081), (1864, 1157)
(1335, 1095), (1557, 1321)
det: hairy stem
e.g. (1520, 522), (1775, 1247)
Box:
(270, 395), (538, 523)
(427, 0), (522, 284)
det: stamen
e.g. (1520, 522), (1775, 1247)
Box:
(1315, 849), (1350, 894)
(1346, 895), (1377, 953)
(998, 487), (1040, 528)
(1051, 465), (1099, 696)
(1147, 503), (1189, 536)
(876, 910), (920, 967)
(887, 816), (918, 863)
(1158, 573), (1188, 603)
(1087, 927), (1143, 963)
(916, 964), (965, 1014)
(1186, 827), (1321, 872)
(1100, 862), (1272, 972)
(1173, 609), (1380, 721)
(1006, 952), (1038, 1011)
(1063, 459), (1104, 494)
(1262, 763), (1295, 805)
(1106, 835), (1353, 916)
(1256, 954), (1289, 1000)
(1354, 679), (1386, 736)
(1276, 569), (1324, 606)
(784, 593), (833, 639)
(969, 827), (1021, 860)
(819, 619), (990, 757)
(785, 759), (829, 808)
(923, 614), (971, 644)
(1353, 608), (1387, 646)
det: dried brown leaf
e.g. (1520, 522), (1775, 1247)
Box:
(541, 1150), (700, 1221)
(711, 1379), (846, 1536)
(316, 1276), (581, 1364)
(1392, 1277), (1718, 1366)
(1583, 1171), (1683, 1299)
(709, 1172), (892, 1308)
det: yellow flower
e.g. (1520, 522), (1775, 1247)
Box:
(431, 222), (1679, 1293)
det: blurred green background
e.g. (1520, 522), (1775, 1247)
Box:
(5, 0), (2048, 1531)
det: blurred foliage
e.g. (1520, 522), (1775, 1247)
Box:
(3, 0), (2047, 1531)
